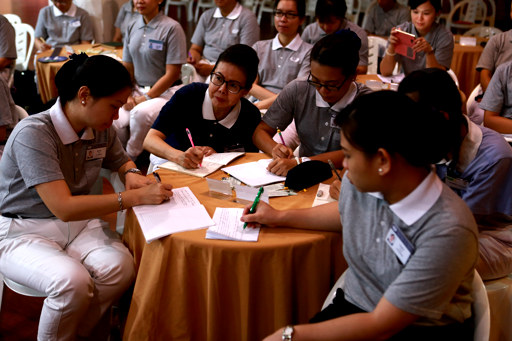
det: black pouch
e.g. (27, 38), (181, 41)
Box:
(284, 160), (332, 191)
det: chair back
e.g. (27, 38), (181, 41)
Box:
(463, 26), (502, 39)
(472, 270), (491, 341)
(181, 63), (197, 85)
(195, 0), (216, 22)
(164, 0), (194, 22)
(447, 0), (487, 32)
(367, 36), (387, 74)
(322, 270), (347, 310)
(3, 14), (21, 25)
(12, 23), (35, 71)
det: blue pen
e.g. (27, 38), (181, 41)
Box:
(243, 187), (264, 229)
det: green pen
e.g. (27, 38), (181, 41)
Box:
(243, 187), (264, 229)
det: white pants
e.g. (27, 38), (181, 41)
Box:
(0, 217), (135, 341)
(114, 86), (177, 160)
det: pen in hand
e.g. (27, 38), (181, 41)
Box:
(153, 171), (161, 183)
(328, 159), (342, 181)
(186, 128), (202, 167)
(243, 187), (264, 229)
(277, 127), (286, 147)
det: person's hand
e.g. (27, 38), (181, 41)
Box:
(197, 146), (216, 157)
(177, 147), (205, 169)
(329, 179), (341, 200)
(123, 95), (137, 111)
(271, 144), (293, 159)
(187, 49), (200, 65)
(125, 172), (154, 190)
(136, 183), (174, 205)
(413, 37), (434, 54)
(262, 327), (285, 341)
(195, 62), (213, 77)
(388, 27), (400, 47)
(267, 158), (297, 176)
(240, 201), (279, 228)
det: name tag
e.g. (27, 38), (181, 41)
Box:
(148, 39), (164, 51)
(289, 56), (300, 63)
(70, 19), (81, 27)
(86, 146), (106, 160)
(231, 28), (239, 34)
(386, 224), (415, 265)
(445, 176), (468, 190)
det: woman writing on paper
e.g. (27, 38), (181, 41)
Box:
(0, 54), (173, 341)
(143, 44), (261, 169)
(380, 0), (453, 76)
(242, 91), (478, 341)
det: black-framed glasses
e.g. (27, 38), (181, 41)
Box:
(273, 10), (300, 19)
(210, 72), (245, 94)
(307, 73), (347, 92)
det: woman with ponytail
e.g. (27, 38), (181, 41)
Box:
(0, 53), (173, 340)
(243, 91), (478, 341)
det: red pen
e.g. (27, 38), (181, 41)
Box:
(186, 128), (201, 167)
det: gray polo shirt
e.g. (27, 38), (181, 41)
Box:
(391, 21), (454, 75)
(362, 2), (410, 37)
(0, 76), (16, 129)
(191, 3), (260, 62)
(0, 15), (16, 62)
(340, 172), (478, 325)
(252, 34), (312, 94)
(123, 12), (187, 87)
(479, 60), (512, 119)
(0, 99), (130, 218)
(262, 78), (371, 156)
(476, 29), (512, 74)
(301, 20), (369, 66)
(35, 4), (94, 46)
(114, 1), (140, 40)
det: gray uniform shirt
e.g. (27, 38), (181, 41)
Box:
(114, 1), (140, 41)
(476, 29), (512, 73)
(191, 3), (260, 62)
(362, 2), (410, 37)
(262, 79), (371, 156)
(340, 172), (478, 325)
(252, 34), (312, 94)
(301, 20), (369, 66)
(0, 15), (17, 61)
(123, 12), (187, 87)
(0, 100), (130, 218)
(479, 60), (512, 119)
(35, 4), (94, 46)
(392, 21), (454, 75)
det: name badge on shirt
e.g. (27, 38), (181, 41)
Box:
(445, 176), (469, 191)
(70, 19), (81, 27)
(86, 146), (106, 161)
(231, 28), (239, 34)
(290, 56), (300, 63)
(386, 224), (415, 265)
(148, 39), (164, 51)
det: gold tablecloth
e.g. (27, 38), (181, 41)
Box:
(451, 36), (487, 98)
(35, 44), (123, 103)
(122, 153), (346, 341)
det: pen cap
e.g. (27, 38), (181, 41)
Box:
(285, 161), (332, 191)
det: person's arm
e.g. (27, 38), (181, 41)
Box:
(267, 150), (344, 176)
(35, 37), (51, 52)
(356, 65), (368, 75)
(413, 38), (445, 70)
(249, 83), (277, 101)
(254, 95), (278, 110)
(187, 43), (203, 65)
(479, 68), (492, 92)
(253, 121), (293, 157)
(263, 297), (418, 341)
(131, 64), (181, 108)
(483, 110), (512, 133)
(380, 29), (399, 76)
(0, 57), (13, 70)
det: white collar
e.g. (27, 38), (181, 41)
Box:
(50, 98), (95, 145)
(457, 116), (483, 173)
(52, 3), (77, 17)
(213, 3), (242, 19)
(202, 89), (241, 129)
(271, 34), (303, 51)
(389, 171), (442, 225)
(315, 81), (357, 112)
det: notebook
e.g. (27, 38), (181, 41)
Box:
(394, 29), (416, 60)
(159, 152), (245, 178)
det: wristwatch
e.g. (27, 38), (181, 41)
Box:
(124, 168), (142, 176)
(282, 325), (294, 341)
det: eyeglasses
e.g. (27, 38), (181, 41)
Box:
(307, 73), (347, 92)
(273, 10), (300, 19)
(210, 72), (245, 94)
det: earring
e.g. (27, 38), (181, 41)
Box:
(81, 100), (85, 105)
(378, 168), (383, 173)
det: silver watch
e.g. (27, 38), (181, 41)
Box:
(124, 168), (142, 176)
(282, 325), (294, 341)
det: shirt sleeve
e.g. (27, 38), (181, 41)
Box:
(297, 48), (311, 78)
(79, 11), (95, 41)
(362, 6), (376, 33)
(190, 14), (206, 47)
(35, 8), (48, 39)
(476, 35), (499, 72)
(238, 10), (260, 47)
(433, 29), (454, 70)
(165, 22), (187, 65)
(262, 80), (298, 130)
(479, 64), (507, 112)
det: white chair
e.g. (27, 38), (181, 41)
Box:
(0, 273), (46, 312)
(181, 63), (197, 85)
(164, 0), (194, 22)
(321, 270), (346, 310)
(3, 14), (21, 25)
(438, 0), (455, 25)
(256, 0), (274, 25)
(446, 0), (487, 33)
(195, 0), (216, 22)
(466, 84), (484, 125)
(367, 36), (387, 74)
(484, 273), (512, 341)
(463, 26), (502, 39)
(483, 0), (496, 27)
(446, 68), (460, 88)
(12, 23), (35, 71)
(305, 0), (317, 22)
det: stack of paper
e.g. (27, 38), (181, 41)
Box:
(221, 159), (286, 187)
(206, 208), (260, 241)
(133, 187), (214, 243)
(159, 152), (245, 178)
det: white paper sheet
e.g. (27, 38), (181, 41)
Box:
(221, 159), (286, 187)
(206, 208), (260, 242)
(312, 183), (337, 207)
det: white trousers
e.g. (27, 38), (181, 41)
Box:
(0, 217), (135, 341)
(114, 86), (177, 160)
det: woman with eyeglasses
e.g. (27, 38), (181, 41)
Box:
(143, 44), (261, 169)
(187, 0), (260, 78)
(34, 0), (94, 52)
(252, 31), (371, 176)
(380, 0), (454, 76)
(249, 0), (312, 110)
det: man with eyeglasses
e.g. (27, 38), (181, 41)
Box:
(144, 44), (261, 169)
(252, 31), (372, 176)
(35, 0), (93, 52)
